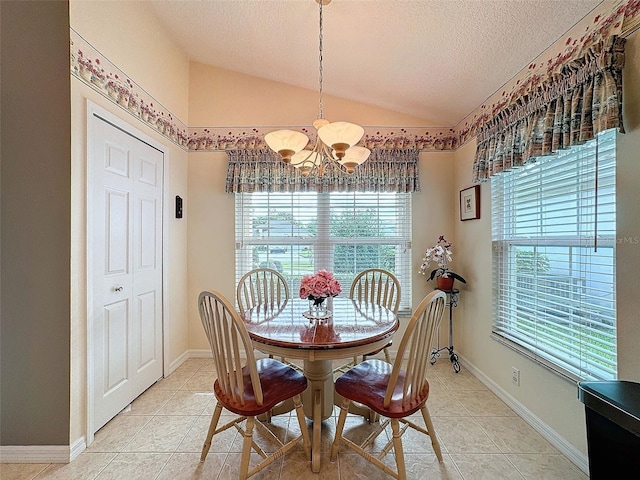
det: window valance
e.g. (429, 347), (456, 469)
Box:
(472, 35), (625, 182)
(225, 148), (420, 193)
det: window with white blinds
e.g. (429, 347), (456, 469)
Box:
(235, 192), (412, 313)
(491, 128), (617, 381)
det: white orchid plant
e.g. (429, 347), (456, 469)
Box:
(419, 235), (466, 283)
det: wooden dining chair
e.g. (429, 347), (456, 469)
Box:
(236, 267), (299, 371)
(330, 290), (446, 479)
(334, 268), (400, 374)
(198, 290), (311, 480)
(236, 267), (290, 316)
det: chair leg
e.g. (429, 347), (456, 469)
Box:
(292, 394), (311, 459)
(200, 403), (223, 461)
(369, 410), (380, 424)
(383, 347), (391, 363)
(390, 419), (406, 480)
(330, 397), (350, 461)
(420, 405), (443, 461)
(240, 416), (256, 480)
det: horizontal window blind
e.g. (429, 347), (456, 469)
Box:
(491, 129), (617, 381)
(235, 192), (412, 313)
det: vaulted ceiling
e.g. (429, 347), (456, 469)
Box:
(145, 0), (603, 126)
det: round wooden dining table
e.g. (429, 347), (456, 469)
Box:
(242, 296), (399, 473)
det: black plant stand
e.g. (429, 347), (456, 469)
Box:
(429, 288), (460, 373)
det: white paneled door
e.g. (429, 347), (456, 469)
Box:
(89, 110), (164, 432)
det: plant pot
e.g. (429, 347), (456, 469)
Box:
(436, 276), (455, 291)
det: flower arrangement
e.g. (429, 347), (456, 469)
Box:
(419, 235), (466, 283)
(299, 270), (342, 305)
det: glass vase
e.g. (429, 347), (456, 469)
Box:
(308, 298), (328, 317)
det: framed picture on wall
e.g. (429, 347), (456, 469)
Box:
(460, 185), (480, 221)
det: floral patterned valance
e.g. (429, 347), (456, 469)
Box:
(225, 149), (420, 193)
(472, 35), (626, 182)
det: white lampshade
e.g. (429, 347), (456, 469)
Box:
(339, 146), (371, 174)
(317, 121), (365, 158)
(264, 130), (309, 162)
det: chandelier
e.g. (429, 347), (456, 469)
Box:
(264, 0), (371, 176)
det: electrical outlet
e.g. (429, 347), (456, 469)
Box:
(512, 367), (520, 386)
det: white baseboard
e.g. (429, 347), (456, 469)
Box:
(457, 354), (589, 475)
(0, 435), (86, 464)
(69, 437), (86, 462)
(186, 349), (213, 359)
(167, 350), (192, 375)
(166, 349), (214, 375)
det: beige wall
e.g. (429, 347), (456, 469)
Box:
(1, 0), (71, 446)
(186, 151), (234, 350)
(69, 0), (190, 443)
(188, 61), (436, 128)
(450, 29), (640, 459)
(70, 0), (190, 121)
(615, 30), (640, 380)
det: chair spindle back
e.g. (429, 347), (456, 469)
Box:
(349, 268), (401, 314)
(198, 290), (263, 406)
(383, 290), (446, 407)
(237, 268), (289, 315)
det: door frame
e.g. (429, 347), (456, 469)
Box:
(85, 100), (169, 445)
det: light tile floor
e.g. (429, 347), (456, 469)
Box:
(1, 357), (588, 479)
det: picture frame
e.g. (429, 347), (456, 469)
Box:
(460, 185), (480, 221)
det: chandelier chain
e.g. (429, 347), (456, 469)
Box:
(318, 0), (324, 120)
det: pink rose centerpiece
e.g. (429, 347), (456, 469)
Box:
(299, 270), (342, 318)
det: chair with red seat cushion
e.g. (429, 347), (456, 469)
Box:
(330, 290), (446, 479)
(198, 290), (311, 480)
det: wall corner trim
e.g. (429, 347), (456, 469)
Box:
(0, 436), (85, 463)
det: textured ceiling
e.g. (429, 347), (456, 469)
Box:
(145, 0), (603, 126)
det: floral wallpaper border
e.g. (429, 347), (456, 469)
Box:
(70, 0), (640, 154)
(185, 126), (459, 152)
(71, 29), (190, 148)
